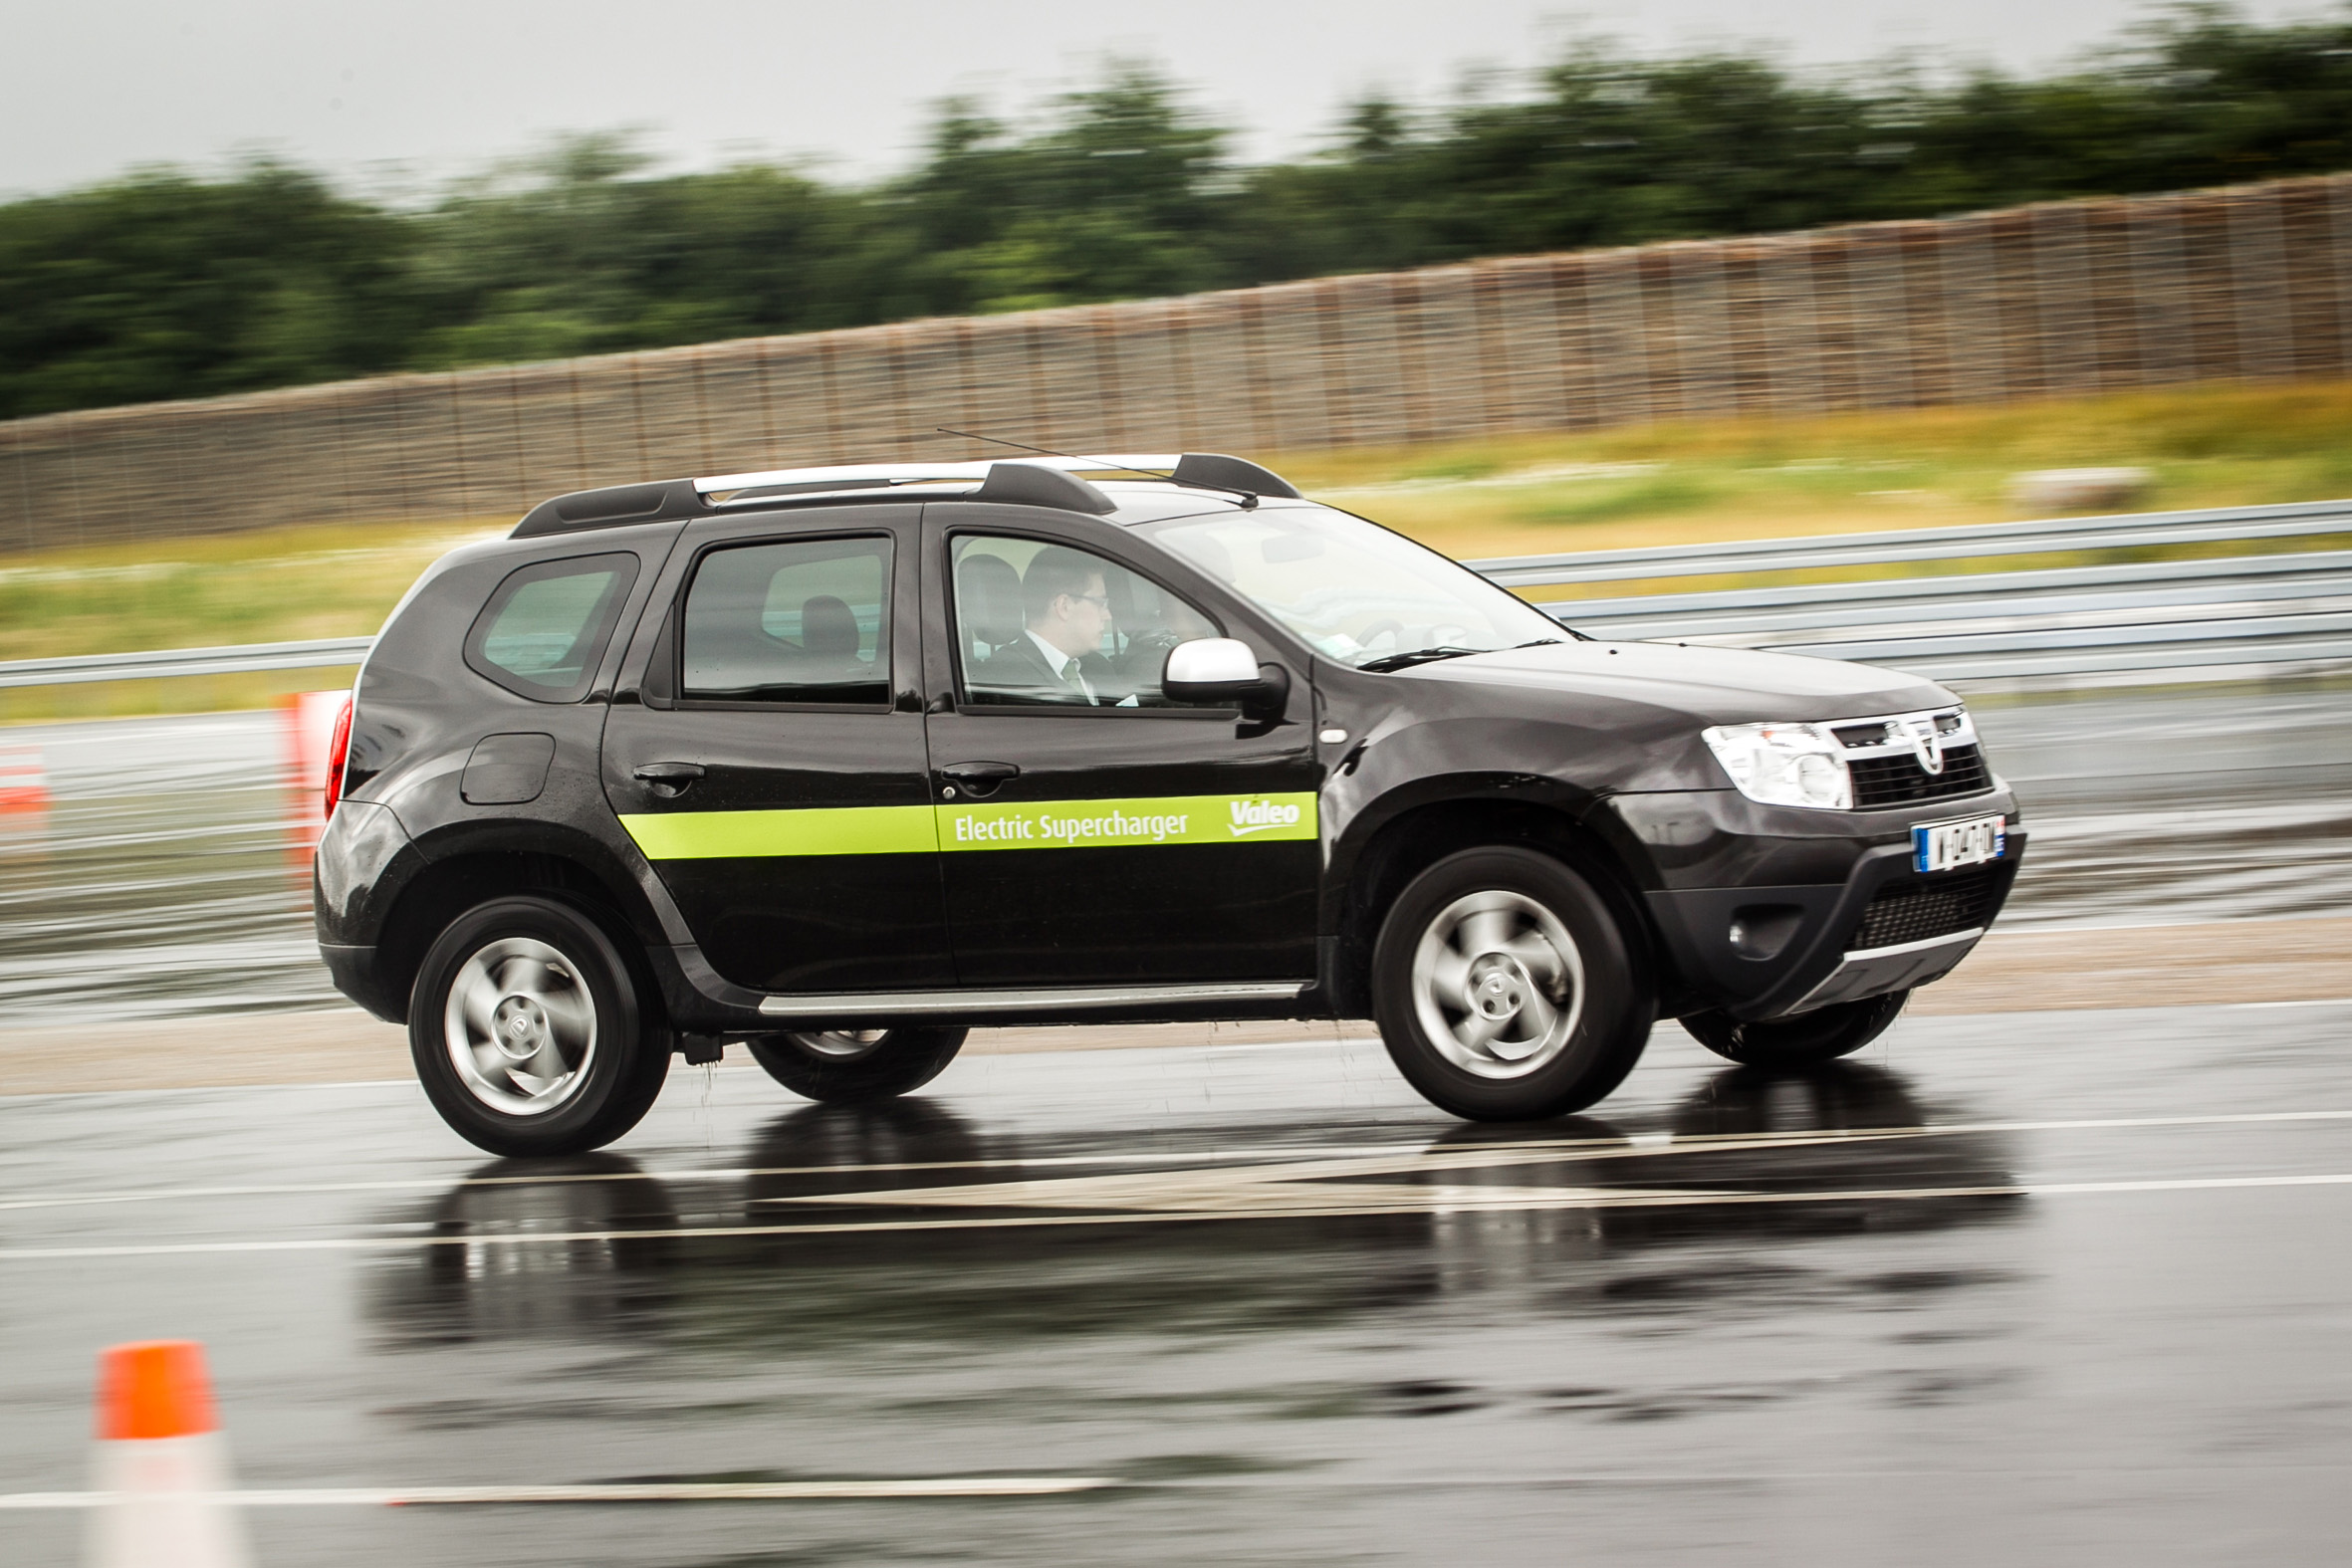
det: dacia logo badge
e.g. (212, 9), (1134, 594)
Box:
(1890, 716), (1946, 775)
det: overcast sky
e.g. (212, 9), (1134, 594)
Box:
(3, 0), (2332, 199)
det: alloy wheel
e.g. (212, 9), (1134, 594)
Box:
(1408, 889), (1585, 1079)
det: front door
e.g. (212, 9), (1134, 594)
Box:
(602, 508), (950, 995)
(921, 517), (1321, 988)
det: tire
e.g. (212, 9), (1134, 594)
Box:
(408, 895), (672, 1157)
(744, 1026), (968, 1104)
(1680, 990), (1909, 1069)
(1372, 847), (1653, 1121)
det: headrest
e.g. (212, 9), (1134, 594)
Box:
(801, 594), (860, 659)
(957, 555), (1026, 648)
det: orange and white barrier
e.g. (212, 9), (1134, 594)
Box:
(0, 745), (47, 813)
(281, 690), (349, 803)
(281, 689), (350, 862)
(84, 1341), (252, 1568)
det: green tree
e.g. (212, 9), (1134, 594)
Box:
(9, 8), (2352, 418)
(0, 162), (416, 418)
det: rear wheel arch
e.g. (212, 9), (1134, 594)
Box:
(1331, 798), (1660, 1017)
(376, 847), (663, 1027)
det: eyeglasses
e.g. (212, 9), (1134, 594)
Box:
(1068, 592), (1111, 610)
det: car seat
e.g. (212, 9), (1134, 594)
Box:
(956, 556), (1025, 662)
(800, 593), (863, 676)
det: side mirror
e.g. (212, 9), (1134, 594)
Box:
(1161, 637), (1288, 717)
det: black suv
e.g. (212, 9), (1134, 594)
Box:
(314, 453), (2022, 1155)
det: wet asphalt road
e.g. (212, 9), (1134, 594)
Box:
(7, 1001), (2352, 1565)
(4, 678), (2351, 1564)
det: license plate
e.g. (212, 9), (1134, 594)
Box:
(1913, 814), (2005, 873)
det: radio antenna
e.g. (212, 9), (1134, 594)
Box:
(937, 428), (1259, 509)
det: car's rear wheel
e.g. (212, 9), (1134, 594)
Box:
(1372, 847), (1653, 1121)
(744, 1027), (968, 1104)
(408, 895), (671, 1157)
(1680, 990), (1909, 1069)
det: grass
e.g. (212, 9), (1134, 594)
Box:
(0, 518), (503, 722)
(4, 377), (2350, 720)
(1274, 376), (2352, 562)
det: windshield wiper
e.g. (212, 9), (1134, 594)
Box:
(1357, 637), (1573, 673)
(1356, 645), (1494, 673)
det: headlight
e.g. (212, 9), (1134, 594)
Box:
(1701, 722), (1853, 810)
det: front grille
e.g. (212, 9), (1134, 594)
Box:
(1849, 866), (2002, 951)
(1834, 712), (1963, 749)
(1848, 743), (1992, 808)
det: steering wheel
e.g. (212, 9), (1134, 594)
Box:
(1356, 618), (1405, 652)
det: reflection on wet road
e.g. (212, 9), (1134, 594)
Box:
(6, 1008), (2352, 1563)
(0, 713), (320, 1022)
(3, 680), (2348, 1021)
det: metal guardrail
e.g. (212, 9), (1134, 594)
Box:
(1477, 498), (2352, 688)
(0, 637), (376, 689)
(1466, 497), (2352, 587)
(5, 500), (2348, 693)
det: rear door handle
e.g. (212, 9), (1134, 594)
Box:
(633, 762), (706, 798)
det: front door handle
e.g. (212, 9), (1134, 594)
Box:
(633, 762), (706, 798)
(939, 760), (1020, 798)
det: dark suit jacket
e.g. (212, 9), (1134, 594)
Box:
(973, 633), (1112, 706)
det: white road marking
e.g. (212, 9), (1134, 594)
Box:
(3, 1106), (2349, 1217)
(0, 1476), (1113, 1509)
(5, 1172), (2351, 1260)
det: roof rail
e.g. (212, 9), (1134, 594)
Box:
(1170, 453), (1299, 499)
(974, 462), (1116, 515)
(512, 478), (707, 538)
(511, 452), (1298, 536)
(695, 452), (1300, 503)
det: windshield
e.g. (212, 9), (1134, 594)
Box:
(1139, 505), (1568, 669)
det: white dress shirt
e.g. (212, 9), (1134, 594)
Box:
(1025, 630), (1095, 702)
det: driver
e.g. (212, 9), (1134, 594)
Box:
(980, 547), (1118, 705)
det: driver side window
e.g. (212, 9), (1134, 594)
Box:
(950, 535), (1219, 709)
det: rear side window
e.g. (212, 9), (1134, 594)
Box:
(464, 553), (638, 702)
(680, 535), (891, 706)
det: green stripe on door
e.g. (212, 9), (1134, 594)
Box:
(620, 804), (940, 860)
(621, 792), (1317, 860)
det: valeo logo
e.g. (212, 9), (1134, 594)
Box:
(1228, 796), (1307, 837)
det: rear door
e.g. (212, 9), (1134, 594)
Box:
(602, 505), (949, 995)
(920, 510), (1321, 988)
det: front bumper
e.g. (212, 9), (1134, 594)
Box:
(1612, 788), (2025, 1021)
(1781, 928), (1984, 1014)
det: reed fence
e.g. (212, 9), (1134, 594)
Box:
(7, 174), (2352, 552)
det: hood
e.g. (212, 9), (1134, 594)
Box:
(1397, 638), (1952, 724)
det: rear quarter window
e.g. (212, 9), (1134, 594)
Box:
(463, 553), (639, 702)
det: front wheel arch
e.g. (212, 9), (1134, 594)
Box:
(1331, 799), (1659, 1018)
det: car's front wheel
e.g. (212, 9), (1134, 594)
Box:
(408, 895), (672, 1157)
(744, 1027), (968, 1104)
(1680, 991), (1909, 1069)
(1372, 847), (1653, 1121)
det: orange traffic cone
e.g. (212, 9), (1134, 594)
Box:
(0, 745), (47, 813)
(84, 1341), (252, 1568)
